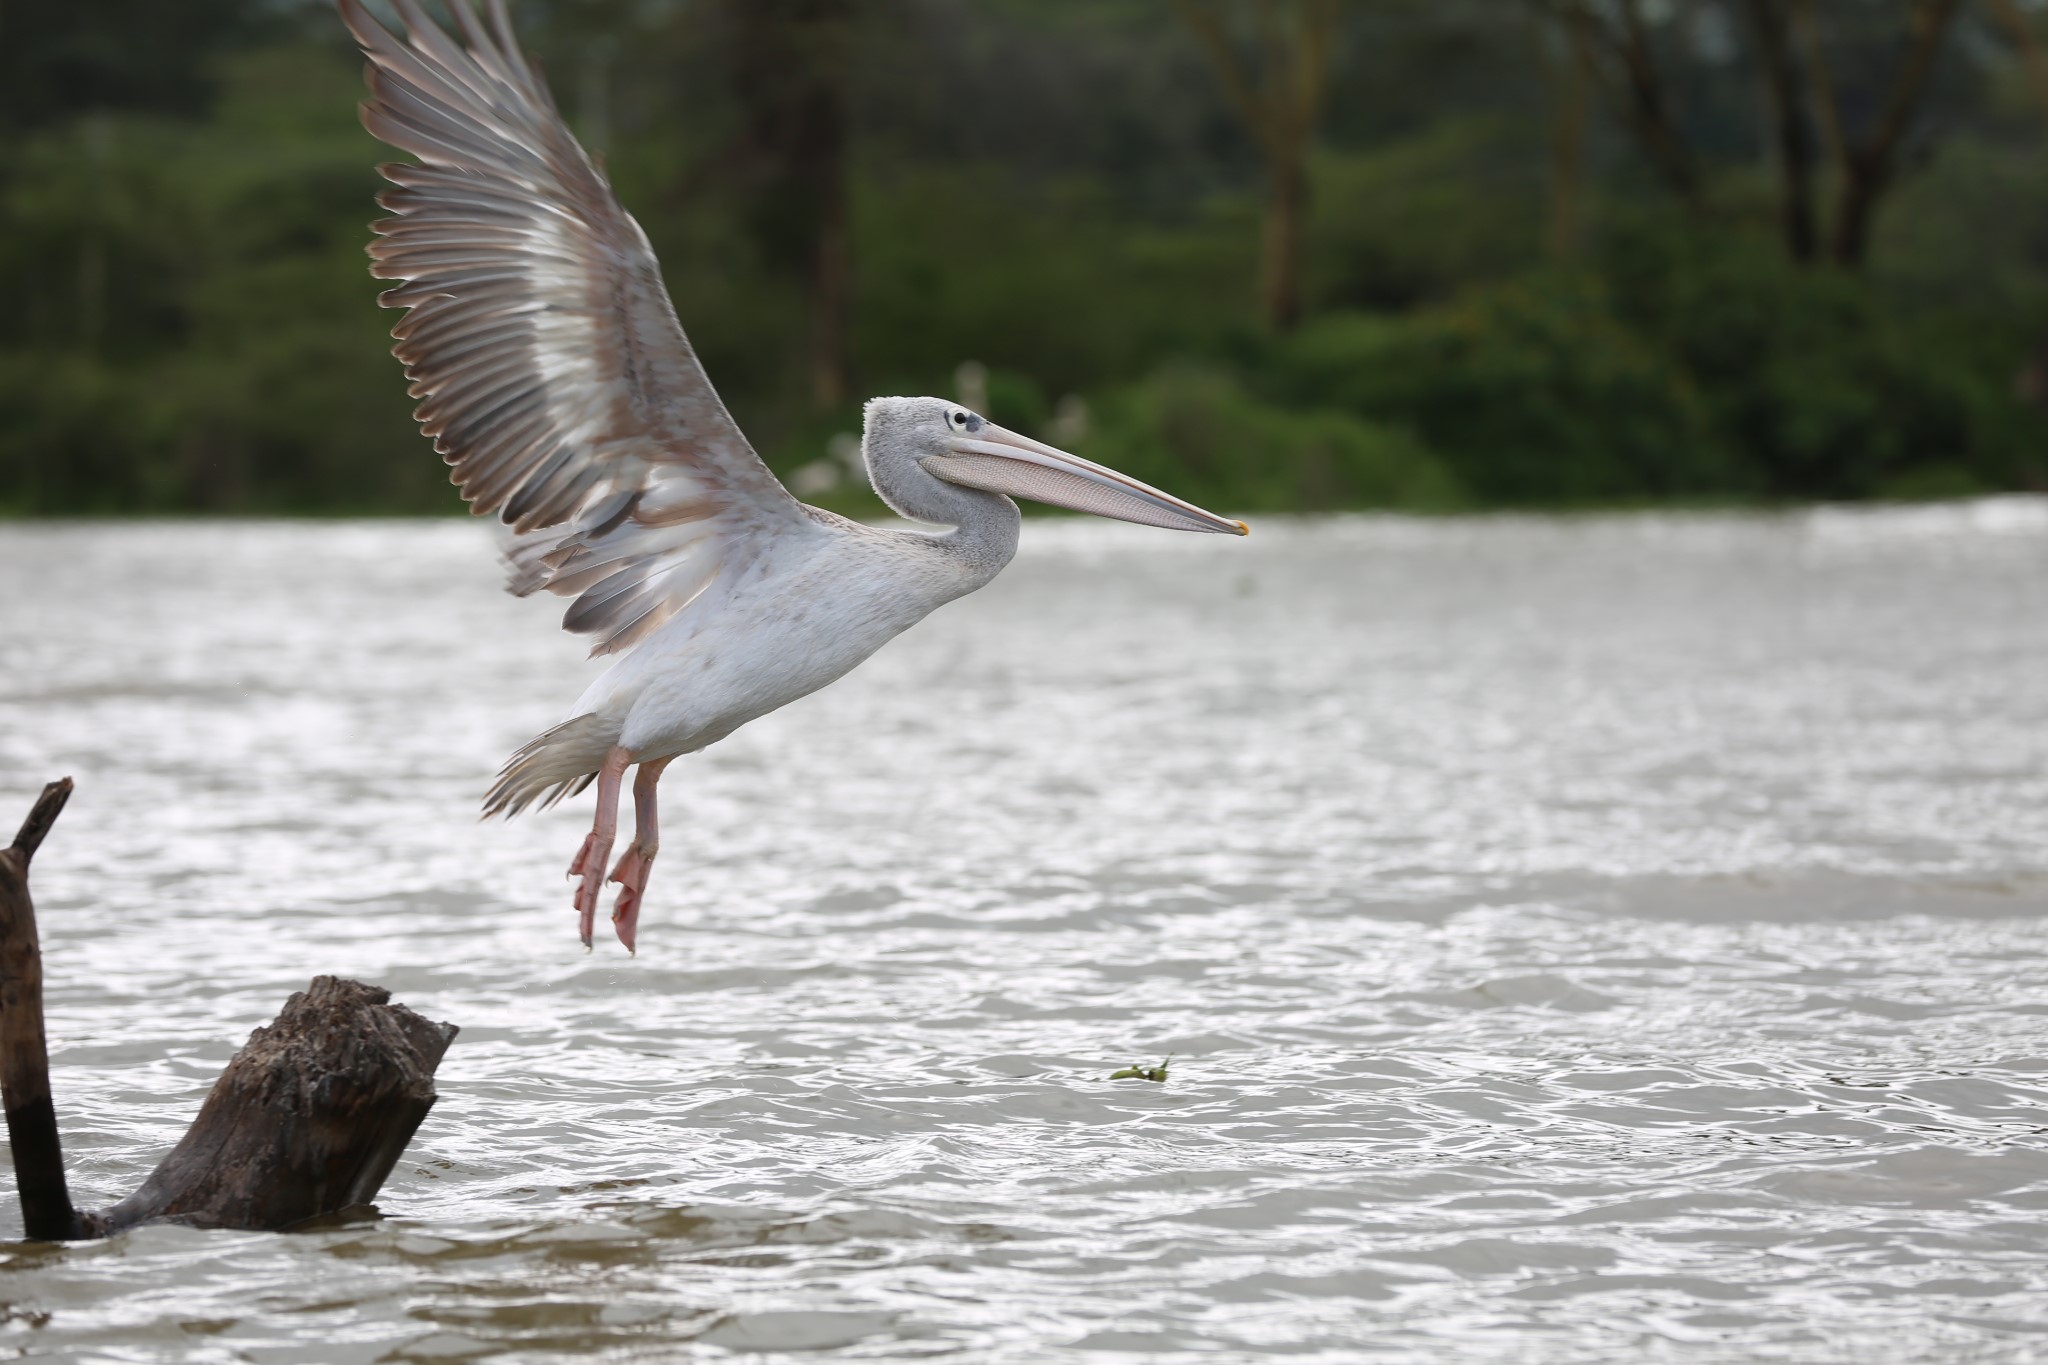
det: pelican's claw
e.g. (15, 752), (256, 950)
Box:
(567, 831), (611, 949)
(608, 843), (656, 956)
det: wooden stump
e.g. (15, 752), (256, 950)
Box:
(0, 780), (83, 1239)
(91, 977), (456, 1234)
(0, 780), (458, 1239)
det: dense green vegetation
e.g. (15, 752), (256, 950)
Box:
(3, 0), (2046, 517)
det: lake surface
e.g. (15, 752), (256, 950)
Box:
(0, 505), (2044, 1363)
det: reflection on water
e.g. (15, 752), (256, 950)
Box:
(0, 504), (2044, 1362)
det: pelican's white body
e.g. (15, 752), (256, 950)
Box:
(557, 510), (1012, 769)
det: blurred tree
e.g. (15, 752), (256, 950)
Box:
(1534, 14), (1594, 260)
(1533, 0), (1966, 267)
(1981, 0), (2048, 413)
(725, 0), (856, 407)
(0, 44), (421, 513)
(1172, 0), (1340, 329)
(1799, 0), (1966, 265)
(1743, 0), (1823, 260)
(0, 0), (268, 132)
(1538, 0), (1706, 210)
(1984, 0), (2048, 119)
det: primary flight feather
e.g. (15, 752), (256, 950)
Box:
(339, 0), (1246, 952)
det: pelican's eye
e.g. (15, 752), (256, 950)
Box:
(949, 410), (969, 430)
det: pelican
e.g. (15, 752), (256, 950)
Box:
(339, 0), (1246, 952)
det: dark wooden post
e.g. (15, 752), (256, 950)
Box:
(0, 779), (85, 1240)
(0, 781), (457, 1240)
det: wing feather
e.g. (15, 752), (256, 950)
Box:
(339, 0), (810, 657)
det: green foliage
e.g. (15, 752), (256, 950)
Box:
(980, 369), (1053, 436)
(1600, 222), (2048, 499)
(1260, 278), (1725, 504)
(850, 168), (1248, 405)
(1308, 121), (1545, 313)
(0, 46), (428, 515)
(0, 0), (272, 133)
(1083, 364), (1464, 513)
(1, 5), (2045, 517)
(1205, 229), (2048, 507)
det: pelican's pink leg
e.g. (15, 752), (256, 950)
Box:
(567, 746), (633, 949)
(608, 756), (672, 954)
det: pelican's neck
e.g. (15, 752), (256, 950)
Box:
(862, 416), (1022, 593)
(883, 475), (1021, 593)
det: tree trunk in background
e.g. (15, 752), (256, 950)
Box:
(1830, 0), (1961, 265)
(1800, 0), (1963, 267)
(1541, 0), (1701, 209)
(728, 0), (853, 408)
(1174, 0), (1338, 333)
(1539, 15), (1591, 262)
(1539, 0), (1961, 270)
(1742, 0), (1819, 263)
(1262, 150), (1308, 331)
(809, 87), (851, 409)
(1606, 0), (1704, 209)
(1981, 0), (2048, 414)
(1533, 0), (1705, 214)
(1986, 0), (2048, 122)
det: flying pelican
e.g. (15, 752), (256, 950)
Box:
(339, 0), (1246, 952)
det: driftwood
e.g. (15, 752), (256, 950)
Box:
(0, 779), (457, 1239)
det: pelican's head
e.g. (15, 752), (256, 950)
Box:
(860, 396), (1248, 536)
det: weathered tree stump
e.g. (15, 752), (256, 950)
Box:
(89, 976), (456, 1234)
(0, 779), (457, 1239)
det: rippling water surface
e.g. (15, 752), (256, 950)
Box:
(0, 506), (2045, 1362)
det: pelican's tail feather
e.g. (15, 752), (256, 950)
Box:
(483, 713), (621, 819)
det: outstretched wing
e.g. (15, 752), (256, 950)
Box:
(340, 0), (811, 656)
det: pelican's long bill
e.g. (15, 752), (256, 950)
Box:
(925, 424), (1249, 535)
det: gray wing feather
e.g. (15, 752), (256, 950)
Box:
(340, 0), (807, 657)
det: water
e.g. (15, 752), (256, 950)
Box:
(0, 505), (2045, 1363)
